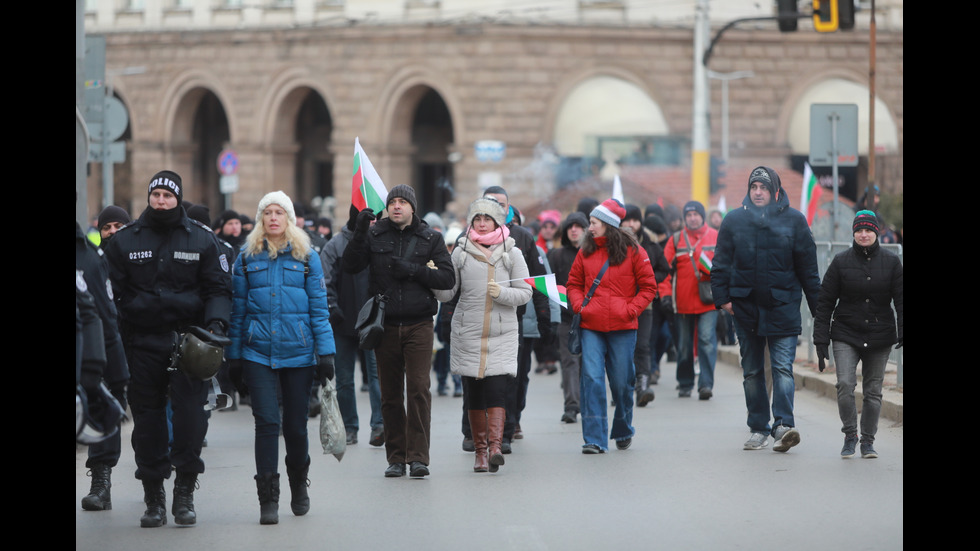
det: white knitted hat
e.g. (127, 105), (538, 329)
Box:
(256, 191), (296, 227)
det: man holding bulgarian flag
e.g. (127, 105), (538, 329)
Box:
(661, 200), (720, 401)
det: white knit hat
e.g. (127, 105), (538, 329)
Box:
(256, 191), (297, 227)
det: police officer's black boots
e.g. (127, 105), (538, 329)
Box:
(286, 457), (310, 516)
(254, 473), (280, 525)
(81, 463), (112, 511)
(172, 471), (198, 525)
(140, 479), (167, 528)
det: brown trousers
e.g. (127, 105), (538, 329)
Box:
(374, 320), (434, 466)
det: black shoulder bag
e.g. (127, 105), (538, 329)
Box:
(356, 235), (418, 350)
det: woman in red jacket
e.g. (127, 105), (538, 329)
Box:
(566, 199), (658, 454)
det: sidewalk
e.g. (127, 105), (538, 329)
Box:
(717, 343), (904, 426)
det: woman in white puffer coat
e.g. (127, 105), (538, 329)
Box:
(435, 197), (531, 473)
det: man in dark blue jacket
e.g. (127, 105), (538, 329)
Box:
(343, 185), (455, 478)
(711, 166), (820, 454)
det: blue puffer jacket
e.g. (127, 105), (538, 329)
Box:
(228, 242), (336, 368)
(711, 167), (821, 337)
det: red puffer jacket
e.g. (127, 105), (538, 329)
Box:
(662, 224), (718, 315)
(566, 236), (658, 332)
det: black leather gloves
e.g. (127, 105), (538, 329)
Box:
(207, 320), (227, 338)
(229, 358), (247, 396)
(391, 257), (418, 280)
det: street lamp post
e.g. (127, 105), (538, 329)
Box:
(707, 69), (754, 162)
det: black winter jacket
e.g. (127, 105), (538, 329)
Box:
(711, 167), (821, 337)
(342, 215), (454, 325)
(813, 240), (903, 350)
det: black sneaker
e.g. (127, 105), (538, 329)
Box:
(581, 444), (605, 454)
(698, 388), (713, 400)
(860, 442), (878, 459)
(616, 438), (632, 450)
(369, 427), (385, 447)
(346, 431), (357, 445)
(561, 412), (577, 424)
(462, 437), (475, 452)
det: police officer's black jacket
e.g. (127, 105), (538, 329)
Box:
(76, 223), (129, 387)
(342, 214), (454, 325)
(104, 207), (232, 334)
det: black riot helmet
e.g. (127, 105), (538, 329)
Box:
(176, 326), (232, 381)
(76, 382), (124, 445)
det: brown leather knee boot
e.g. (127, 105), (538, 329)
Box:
(487, 407), (506, 473)
(468, 409), (489, 472)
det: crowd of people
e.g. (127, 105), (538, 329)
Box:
(77, 164), (902, 527)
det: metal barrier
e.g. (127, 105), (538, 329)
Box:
(802, 242), (903, 387)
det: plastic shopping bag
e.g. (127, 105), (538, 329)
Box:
(318, 378), (346, 461)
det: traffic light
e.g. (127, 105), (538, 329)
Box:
(777, 0), (799, 32)
(709, 156), (726, 194)
(813, 1), (855, 32)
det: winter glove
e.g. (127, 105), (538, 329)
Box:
(229, 358), (247, 396)
(392, 257), (418, 280)
(659, 295), (674, 316)
(207, 320), (227, 338)
(317, 354), (336, 386)
(355, 209), (376, 233)
(815, 344), (830, 373)
(488, 279), (501, 298)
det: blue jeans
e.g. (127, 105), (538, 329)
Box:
(335, 333), (383, 431)
(580, 328), (636, 450)
(675, 310), (719, 392)
(244, 361), (314, 475)
(833, 341), (890, 443)
(734, 322), (798, 435)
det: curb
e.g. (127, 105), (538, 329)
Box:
(717, 346), (903, 426)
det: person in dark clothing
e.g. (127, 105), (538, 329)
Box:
(77, 218), (130, 513)
(342, 184), (455, 478)
(644, 213), (674, 383)
(547, 211), (588, 423)
(621, 204), (670, 406)
(712, 166), (821, 453)
(103, 170), (232, 527)
(97, 205), (131, 245)
(813, 211), (903, 459)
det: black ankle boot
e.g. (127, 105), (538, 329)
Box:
(140, 479), (167, 528)
(286, 458), (310, 516)
(254, 473), (280, 525)
(81, 463), (112, 511)
(172, 471), (198, 525)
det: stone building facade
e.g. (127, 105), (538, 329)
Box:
(79, 3), (903, 231)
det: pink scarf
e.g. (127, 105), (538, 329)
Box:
(467, 224), (510, 246)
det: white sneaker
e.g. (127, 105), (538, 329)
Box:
(772, 426), (801, 452)
(743, 432), (770, 450)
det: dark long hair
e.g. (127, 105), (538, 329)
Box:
(580, 220), (638, 266)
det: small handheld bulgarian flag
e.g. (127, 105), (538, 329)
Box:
(697, 250), (712, 275)
(352, 137), (388, 214)
(522, 273), (568, 309)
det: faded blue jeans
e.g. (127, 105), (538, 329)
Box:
(580, 328), (636, 451)
(734, 323), (798, 435)
(675, 310), (719, 392)
(833, 341), (890, 443)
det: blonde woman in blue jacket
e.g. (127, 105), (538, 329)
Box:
(227, 191), (336, 525)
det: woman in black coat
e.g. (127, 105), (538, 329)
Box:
(813, 211), (903, 459)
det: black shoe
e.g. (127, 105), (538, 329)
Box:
(698, 388), (713, 400)
(346, 431), (357, 445)
(409, 461), (429, 478)
(172, 472), (198, 526)
(678, 388), (692, 398)
(81, 464), (112, 511)
(561, 412), (577, 424)
(369, 427), (385, 447)
(140, 479), (167, 528)
(501, 438), (512, 455)
(581, 444), (604, 454)
(637, 388), (655, 407)
(384, 463), (406, 478)
(616, 438), (632, 450)
(462, 437), (475, 453)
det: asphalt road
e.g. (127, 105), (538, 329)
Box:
(76, 352), (903, 551)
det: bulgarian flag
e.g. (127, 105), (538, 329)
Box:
(521, 274), (568, 309)
(352, 137), (387, 213)
(697, 250), (712, 275)
(800, 162), (822, 226)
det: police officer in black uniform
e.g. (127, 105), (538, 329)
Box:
(104, 170), (232, 528)
(76, 216), (130, 512)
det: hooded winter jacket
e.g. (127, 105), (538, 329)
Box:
(711, 166), (821, 337)
(434, 235), (532, 378)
